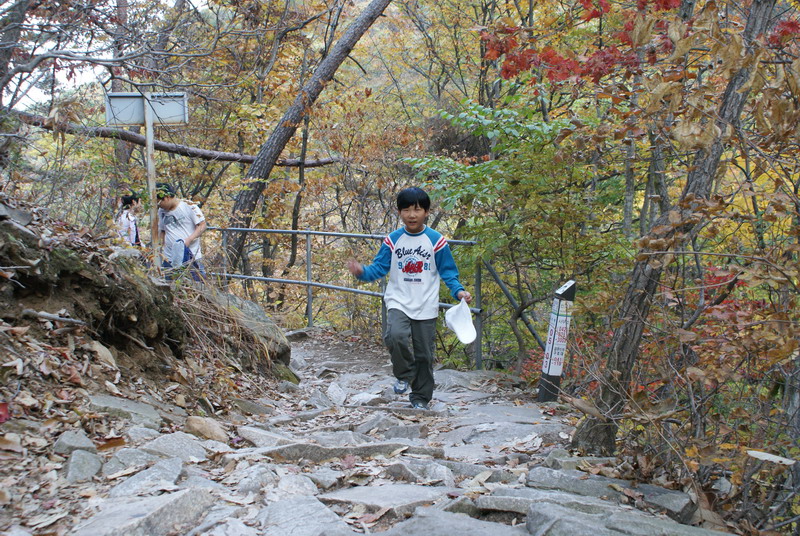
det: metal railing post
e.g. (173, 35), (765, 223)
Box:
(221, 230), (228, 290)
(475, 259), (483, 370)
(306, 229), (313, 327)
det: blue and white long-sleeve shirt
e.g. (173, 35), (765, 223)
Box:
(358, 226), (465, 320)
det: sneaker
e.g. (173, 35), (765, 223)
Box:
(411, 400), (428, 410)
(393, 379), (409, 394)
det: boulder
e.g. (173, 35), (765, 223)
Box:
(203, 289), (290, 367)
(185, 416), (228, 442)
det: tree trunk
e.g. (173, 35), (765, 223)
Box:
(110, 0), (137, 179)
(0, 0), (32, 106)
(0, 0), (32, 167)
(226, 0), (395, 269)
(571, 0), (777, 455)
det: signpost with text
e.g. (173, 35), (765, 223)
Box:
(538, 280), (576, 402)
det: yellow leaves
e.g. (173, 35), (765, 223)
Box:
(785, 58), (800, 98)
(643, 79), (682, 115)
(666, 17), (695, 61)
(631, 14), (655, 47)
(671, 119), (721, 151)
(677, 329), (698, 343)
(667, 18), (687, 44)
(560, 394), (607, 422)
(692, 0), (719, 33)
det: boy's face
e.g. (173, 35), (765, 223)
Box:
(399, 204), (429, 233)
(158, 195), (177, 211)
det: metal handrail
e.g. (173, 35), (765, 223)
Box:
(206, 226), (484, 369)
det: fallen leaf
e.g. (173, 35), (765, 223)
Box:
(97, 437), (126, 451)
(0, 402), (9, 424)
(61, 365), (82, 385)
(106, 465), (143, 480)
(104, 381), (121, 396)
(2, 359), (24, 375)
(358, 506), (391, 524)
(84, 341), (116, 368)
(219, 492), (255, 505)
(15, 391), (39, 408)
(622, 487), (644, 500)
(0, 436), (23, 453)
(27, 511), (68, 529)
(388, 446), (408, 457)
(560, 395), (607, 422)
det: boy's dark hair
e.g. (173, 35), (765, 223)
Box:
(120, 193), (139, 208)
(155, 182), (175, 199)
(396, 187), (431, 211)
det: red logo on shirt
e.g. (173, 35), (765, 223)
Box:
(402, 259), (424, 274)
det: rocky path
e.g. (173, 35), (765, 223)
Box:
(5, 329), (728, 536)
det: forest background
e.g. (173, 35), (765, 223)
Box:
(2, 0), (800, 531)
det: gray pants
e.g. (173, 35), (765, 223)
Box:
(384, 308), (437, 404)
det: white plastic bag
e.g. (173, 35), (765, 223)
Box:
(170, 239), (186, 267)
(445, 298), (476, 344)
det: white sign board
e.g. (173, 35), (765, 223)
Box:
(105, 92), (188, 126)
(541, 298), (572, 376)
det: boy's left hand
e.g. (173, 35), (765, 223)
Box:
(457, 290), (472, 303)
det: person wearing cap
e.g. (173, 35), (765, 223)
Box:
(116, 193), (142, 246)
(347, 187), (471, 410)
(156, 182), (207, 281)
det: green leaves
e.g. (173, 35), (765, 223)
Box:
(438, 101), (567, 151)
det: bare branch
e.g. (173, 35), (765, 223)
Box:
(13, 110), (341, 167)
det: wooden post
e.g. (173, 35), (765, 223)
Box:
(143, 93), (159, 266)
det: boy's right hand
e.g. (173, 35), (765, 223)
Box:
(347, 259), (363, 277)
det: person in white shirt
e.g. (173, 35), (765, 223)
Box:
(116, 194), (141, 246)
(156, 182), (207, 281)
(347, 187), (472, 410)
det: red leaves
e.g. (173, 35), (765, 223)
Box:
(582, 47), (638, 83)
(501, 49), (538, 78)
(0, 402), (9, 424)
(541, 48), (581, 82)
(491, 40), (638, 84)
(481, 30), (518, 61)
(768, 19), (800, 47)
(579, 0), (610, 21)
(653, 0), (681, 11)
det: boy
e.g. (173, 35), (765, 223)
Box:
(347, 187), (471, 410)
(156, 182), (207, 281)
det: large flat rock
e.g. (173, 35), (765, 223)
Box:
(319, 483), (456, 518)
(221, 442), (443, 464)
(433, 369), (508, 391)
(71, 488), (214, 536)
(526, 501), (727, 536)
(527, 467), (696, 523)
(476, 486), (635, 515)
(141, 432), (207, 462)
(439, 421), (567, 448)
(448, 403), (551, 427)
(255, 496), (353, 536)
(109, 457), (183, 498)
(89, 395), (162, 429)
(381, 507), (528, 536)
